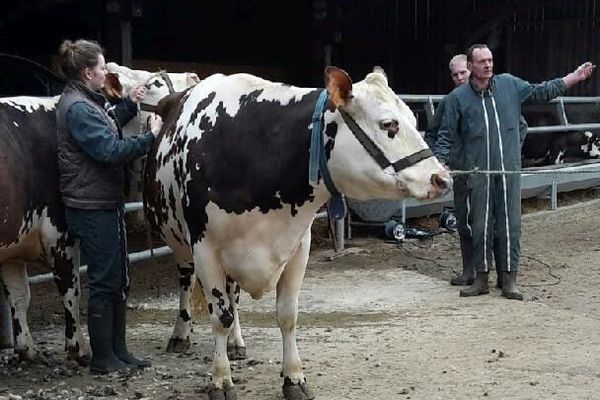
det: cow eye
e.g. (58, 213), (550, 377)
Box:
(379, 119), (399, 138)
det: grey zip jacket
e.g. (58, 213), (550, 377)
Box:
(432, 73), (566, 272)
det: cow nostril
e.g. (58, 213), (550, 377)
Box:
(431, 173), (449, 190)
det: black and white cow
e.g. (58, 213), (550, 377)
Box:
(522, 103), (600, 166)
(0, 65), (198, 363)
(0, 95), (84, 362)
(145, 67), (450, 399)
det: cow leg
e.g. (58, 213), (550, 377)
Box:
(0, 260), (37, 360)
(226, 276), (246, 360)
(166, 263), (195, 353)
(277, 228), (315, 400)
(47, 237), (89, 365)
(193, 247), (237, 400)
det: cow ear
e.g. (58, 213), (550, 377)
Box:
(325, 66), (352, 108)
(104, 72), (123, 101)
(188, 73), (201, 84)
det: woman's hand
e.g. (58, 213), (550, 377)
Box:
(149, 114), (163, 137)
(129, 84), (147, 102)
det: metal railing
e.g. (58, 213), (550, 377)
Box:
(27, 205), (338, 286)
(398, 94), (600, 135)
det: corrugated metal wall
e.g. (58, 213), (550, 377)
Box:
(336, 0), (599, 95)
(508, 0), (600, 96)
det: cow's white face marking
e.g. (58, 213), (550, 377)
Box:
(327, 71), (447, 201)
(106, 62), (199, 136)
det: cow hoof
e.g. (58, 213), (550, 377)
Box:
(227, 345), (247, 360)
(166, 337), (191, 353)
(282, 378), (315, 400)
(15, 348), (40, 363)
(208, 387), (237, 400)
(73, 354), (91, 367)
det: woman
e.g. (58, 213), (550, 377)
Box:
(56, 39), (163, 374)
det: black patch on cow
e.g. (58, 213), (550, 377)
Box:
(208, 303), (213, 314)
(220, 307), (234, 328)
(12, 314), (22, 338)
(50, 234), (77, 297)
(239, 90), (263, 108)
(325, 121), (338, 139)
(64, 309), (76, 340)
(151, 80), (164, 89)
(178, 266), (193, 290)
(189, 92), (216, 126)
(171, 88), (324, 244)
(179, 310), (191, 322)
(209, 287), (234, 328)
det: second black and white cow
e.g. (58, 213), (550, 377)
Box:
(522, 103), (600, 166)
(0, 95), (84, 362)
(145, 67), (450, 400)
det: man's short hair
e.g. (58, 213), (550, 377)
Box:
(449, 54), (467, 71)
(466, 44), (489, 62)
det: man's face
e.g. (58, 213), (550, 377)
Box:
(450, 61), (470, 87)
(468, 47), (494, 81)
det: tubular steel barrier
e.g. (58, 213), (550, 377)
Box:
(27, 206), (335, 286)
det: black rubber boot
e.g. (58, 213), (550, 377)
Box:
(88, 306), (132, 374)
(113, 301), (151, 368)
(450, 235), (475, 286)
(459, 271), (490, 297)
(501, 271), (524, 301)
(496, 271), (503, 289)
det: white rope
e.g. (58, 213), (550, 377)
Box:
(450, 167), (600, 176)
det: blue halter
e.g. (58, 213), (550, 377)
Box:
(308, 89), (347, 220)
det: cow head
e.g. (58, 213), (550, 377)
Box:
(105, 62), (200, 134)
(324, 66), (451, 200)
(583, 130), (600, 158)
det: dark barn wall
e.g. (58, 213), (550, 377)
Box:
(508, 0), (600, 96)
(0, 0), (598, 95)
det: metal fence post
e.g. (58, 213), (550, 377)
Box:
(550, 175), (558, 210)
(334, 218), (345, 252)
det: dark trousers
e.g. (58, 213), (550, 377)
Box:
(65, 207), (130, 308)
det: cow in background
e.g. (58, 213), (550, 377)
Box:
(0, 65), (197, 363)
(522, 103), (600, 166)
(146, 66), (450, 399)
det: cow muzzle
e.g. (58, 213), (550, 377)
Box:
(429, 171), (452, 197)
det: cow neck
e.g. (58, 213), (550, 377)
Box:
(308, 89), (346, 220)
(337, 109), (434, 173)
